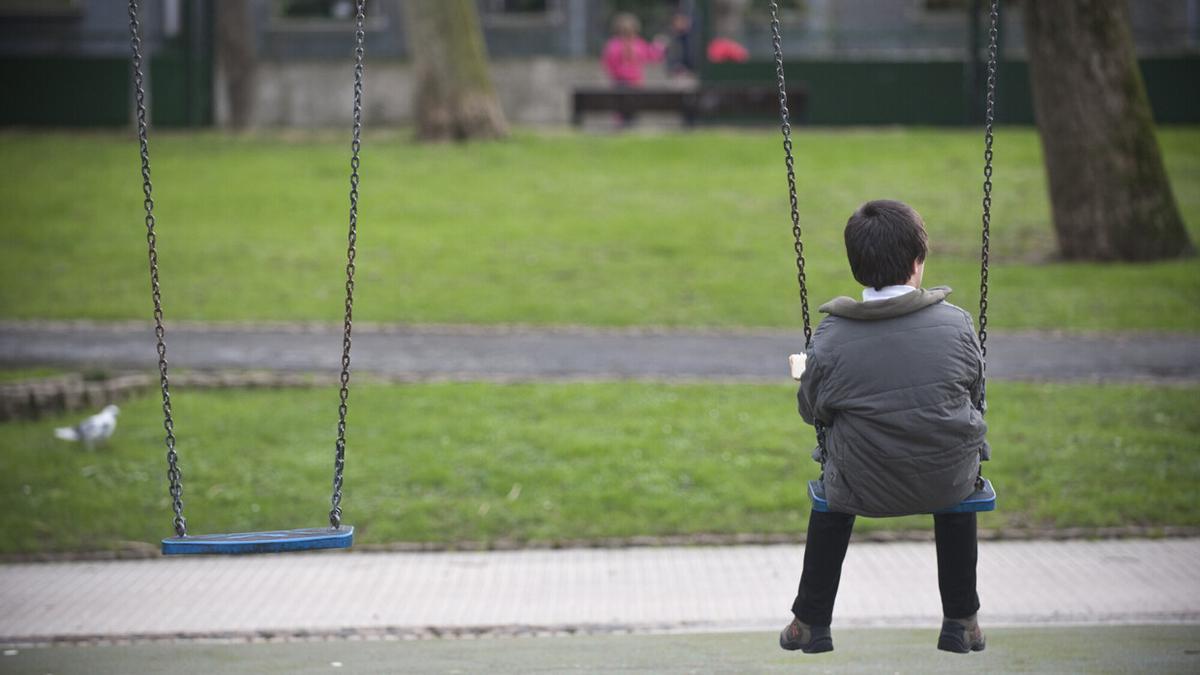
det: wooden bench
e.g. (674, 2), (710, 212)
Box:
(572, 84), (807, 127)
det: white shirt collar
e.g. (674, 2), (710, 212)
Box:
(862, 284), (916, 302)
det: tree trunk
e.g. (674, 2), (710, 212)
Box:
(215, 0), (257, 130)
(1024, 0), (1192, 260)
(402, 0), (509, 141)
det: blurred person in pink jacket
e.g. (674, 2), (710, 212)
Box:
(602, 13), (667, 126)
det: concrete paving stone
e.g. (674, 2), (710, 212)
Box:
(1, 538), (1197, 643)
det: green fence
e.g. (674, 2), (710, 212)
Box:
(0, 47), (211, 128)
(702, 56), (1200, 125)
(3, 53), (1196, 128)
(0, 57), (129, 127)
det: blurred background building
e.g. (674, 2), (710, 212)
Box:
(1, 0), (1197, 128)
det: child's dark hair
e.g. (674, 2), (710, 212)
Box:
(843, 200), (928, 290)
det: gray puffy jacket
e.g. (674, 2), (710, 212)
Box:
(798, 286), (989, 517)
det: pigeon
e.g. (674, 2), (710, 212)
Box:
(54, 405), (120, 449)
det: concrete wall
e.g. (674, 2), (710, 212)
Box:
(220, 58), (666, 128)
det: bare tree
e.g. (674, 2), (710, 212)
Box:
(1024, 0), (1192, 260)
(215, 0), (257, 130)
(401, 0), (509, 141)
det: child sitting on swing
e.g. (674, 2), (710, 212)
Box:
(780, 200), (989, 655)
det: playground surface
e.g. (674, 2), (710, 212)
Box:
(3, 625), (1199, 674)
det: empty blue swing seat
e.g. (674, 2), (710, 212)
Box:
(162, 526), (354, 555)
(807, 479), (996, 515)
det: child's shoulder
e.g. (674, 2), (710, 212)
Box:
(811, 296), (976, 343)
(933, 299), (976, 328)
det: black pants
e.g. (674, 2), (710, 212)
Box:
(791, 510), (980, 627)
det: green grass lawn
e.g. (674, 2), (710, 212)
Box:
(0, 128), (1197, 330)
(0, 367), (66, 383)
(0, 381), (1195, 554)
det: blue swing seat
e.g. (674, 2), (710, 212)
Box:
(162, 526), (354, 555)
(807, 479), (996, 515)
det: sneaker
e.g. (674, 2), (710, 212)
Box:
(937, 614), (986, 653)
(779, 617), (833, 653)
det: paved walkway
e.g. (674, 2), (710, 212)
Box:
(2, 321), (1198, 382)
(2, 538), (1197, 644)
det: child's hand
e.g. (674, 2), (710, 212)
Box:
(789, 353), (807, 380)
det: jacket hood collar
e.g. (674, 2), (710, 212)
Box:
(819, 286), (951, 320)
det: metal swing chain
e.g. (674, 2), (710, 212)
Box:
(128, 0), (186, 537)
(330, 0), (366, 529)
(768, 1), (813, 350)
(977, 0), (1000, 409)
(769, 2), (828, 459)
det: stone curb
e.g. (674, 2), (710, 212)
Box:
(0, 374), (152, 422)
(0, 371), (335, 422)
(4, 525), (1197, 564)
(5, 615), (1200, 649)
(0, 621), (718, 648)
(3, 319), (1197, 339)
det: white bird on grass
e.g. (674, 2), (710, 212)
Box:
(54, 405), (120, 449)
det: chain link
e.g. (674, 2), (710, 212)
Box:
(977, 0), (1000, 409)
(330, 0), (366, 529)
(767, 1), (813, 350)
(128, 0), (186, 537)
(769, 1), (827, 464)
